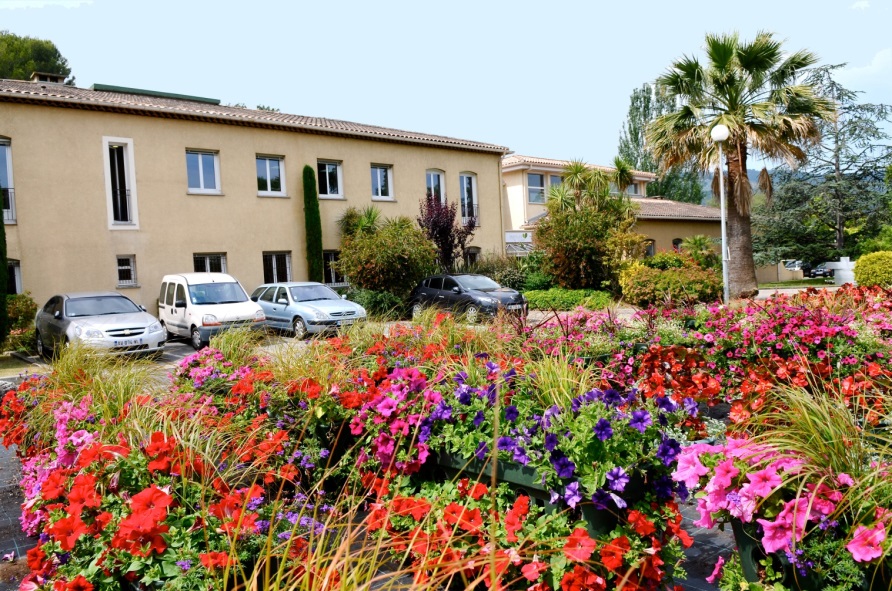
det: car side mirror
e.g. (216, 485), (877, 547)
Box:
(175, 299), (187, 308)
(452, 286), (461, 294)
(341, 294), (347, 300)
(139, 305), (147, 311)
(250, 296), (258, 302)
(54, 311), (62, 319)
(277, 298), (288, 305)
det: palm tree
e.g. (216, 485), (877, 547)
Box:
(646, 31), (835, 298)
(612, 157), (634, 195)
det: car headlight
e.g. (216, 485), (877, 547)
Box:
(307, 307), (329, 320)
(253, 310), (265, 322)
(74, 326), (104, 339)
(479, 297), (499, 306)
(148, 322), (162, 333)
(202, 314), (220, 326)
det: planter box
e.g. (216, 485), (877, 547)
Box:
(435, 452), (617, 538)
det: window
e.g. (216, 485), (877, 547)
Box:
(463, 247), (481, 267)
(549, 175), (563, 188)
(627, 182), (639, 195)
(672, 238), (683, 252)
(0, 139), (15, 223)
(256, 155), (285, 196)
(7, 259), (21, 294)
(262, 252), (292, 283)
(116, 255), (137, 287)
(317, 160), (343, 198)
(528, 173), (546, 204)
(371, 164), (393, 200)
(193, 253), (227, 273)
(644, 240), (656, 257)
(459, 173), (478, 226)
(442, 277), (458, 291)
(323, 250), (346, 286)
(102, 137), (139, 228)
(186, 150), (221, 194)
(426, 169), (445, 202)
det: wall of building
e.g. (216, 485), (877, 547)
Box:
(633, 219), (721, 254)
(1, 102), (505, 311)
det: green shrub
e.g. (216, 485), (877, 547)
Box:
(345, 288), (404, 319)
(523, 271), (553, 291)
(462, 253), (527, 290)
(581, 291), (613, 310)
(3, 291), (38, 352)
(523, 288), (612, 310)
(854, 251), (892, 287)
(642, 251), (687, 270)
(302, 165), (324, 282)
(621, 264), (722, 307)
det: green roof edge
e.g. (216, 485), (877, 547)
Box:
(89, 84), (221, 105)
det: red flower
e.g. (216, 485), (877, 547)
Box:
(563, 527), (596, 562)
(47, 514), (90, 551)
(442, 502), (483, 533)
(41, 469), (69, 501)
(110, 522), (169, 556)
(600, 535), (631, 572)
(200, 551), (234, 570)
(627, 509), (656, 536)
(505, 495), (530, 542)
(67, 473), (101, 515)
(521, 560), (548, 581)
(26, 546), (47, 571)
(560, 565), (605, 591)
(287, 378), (321, 399)
(130, 485), (174, 520)
(231, 373), (255, 395)
(65, 575), (93, 591)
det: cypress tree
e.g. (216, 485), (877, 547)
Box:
(302, 165), (324, 282)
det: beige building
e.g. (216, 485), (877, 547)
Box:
(0, 78), (509, 311)
(500, 155), (720, 254)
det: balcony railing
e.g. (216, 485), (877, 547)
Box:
(2, 188), (15, 223)
(461, 203), (479, 227)
(111, 188), (132, 223)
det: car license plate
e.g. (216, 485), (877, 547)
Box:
(507, 304), (523, 311)
(114, 338), (142, 347)
(338, 319), (355, 326)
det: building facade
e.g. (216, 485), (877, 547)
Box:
(0, 79), (508, 311)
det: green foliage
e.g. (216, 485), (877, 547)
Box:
(2, 291), (37, 352)
(0, 30), (74, 84)
(337, 205), (381, 239)
(680, 235), (721, 270)
(302, 165), (323, 282)
(522, 271), (553, 291)
(343, 288), (403, 319)
(523, 288), (612, 311)
(460, 253), (527, 290)
(621, 262), (722, 307)
(333, 218), (437, 298)
(853, 251), (892, 287)
(641, 252), (686, 270)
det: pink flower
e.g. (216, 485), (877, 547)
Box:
(837, 473), (855, 487)
(693, 497), (716, 528)
(757, 517), (792, 553)
(847, 523), (886, 563)
(705, 555), (724, 584)
(376, 397), (398, 417)
(708, 458), (739, 491)
(672, 450), (710, 488)
(743, 467), (782, 498)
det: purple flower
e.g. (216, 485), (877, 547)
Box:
(277, 531), (292, 540)
(544, 433), (559, 451)
(455, 385), (472, 405)
(683, 397), (699, 417)
(454, 371), (468, 385)
(319, 449), (330, 458)
(475, 441), (489, 460)
(593, 418), (613, 441)
(629, 410), (652, 433)
(564, 481), (582, 508)
(591, 489), (627, 510)
(656, 436), (681, 466)
(473, 411), (485, 428)
(653, 475), (674, 500)
(512, 446), (530, 465)
(176, 560), (192, 571)
(431, 402), (452, 421)
(246, 496), (266, 511)
(505, 405), (519, 422)
(254, 520), (270, 534)
(474, 352), (490, 360)
(550, 450), (576, 479)
(602, 389), (623, 406)
(497, 436), (516, 452)
(606, 466), (629, 492)
(655, 396), (678, 413)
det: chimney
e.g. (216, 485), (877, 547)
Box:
(29, 72), (66, 84)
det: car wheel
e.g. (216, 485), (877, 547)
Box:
(292, 317), (308, 339)
(190, 327), (207, 350)
(161, 321), (176, 340)
(36, 331), (48, 358)
(465, 305), (480, 324)
(411, 302), (424, 320)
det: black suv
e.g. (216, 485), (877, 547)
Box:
(409, 274), (527, 322)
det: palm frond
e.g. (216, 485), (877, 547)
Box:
(757, 167), (773, 203)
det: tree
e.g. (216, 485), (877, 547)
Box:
(302, 165), (323, 283)
(647, 31), (835, 299)
(618, 83), (703, 204)
(535, 163), (645, 292)
(416, 194), (475, 271)
(337, 206), (381, 239)
(0, 31), (74, 84)
(0, 209), (7, 345)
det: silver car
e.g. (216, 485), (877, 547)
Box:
(35, 292), (166, 356)
(250, 282), (367, 338)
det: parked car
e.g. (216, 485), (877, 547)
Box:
(809, 262), (835, 278)
(34, 292), (166, 357)
(158, 273), (265, 349)
(408, 274), (527, 323)
(250, 282), (366, 338)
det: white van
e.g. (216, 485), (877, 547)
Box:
(158, 273), (265, 349)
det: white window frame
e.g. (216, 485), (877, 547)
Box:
(426, 169), (445, 203)
(186, 150), (222, 195)
(102, 137), (139, 229)
(7, 259), (21, 294)
(459, 172), (479, 227)
(116, 255), (137, 288)
(262, 251), (292, 283)
(317, 160), (344, 199)
(0, 138), (15, 224)
(549, 175), (563, 188)
(370, 164), (394, 201)
(627, 182), (639, 195)
(257, 154), (286, 197)
(527, 173), (546, 204)
(323, 250), (347, 287)
(193, 253), (228, 273)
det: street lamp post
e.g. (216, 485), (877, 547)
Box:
(710, 124), (731, 304)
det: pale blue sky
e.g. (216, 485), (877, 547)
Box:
(2, 0), (890, 166)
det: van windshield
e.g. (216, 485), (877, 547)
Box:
(188, 282), (248, 305)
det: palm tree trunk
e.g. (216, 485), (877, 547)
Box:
(725, 143), (760, 299)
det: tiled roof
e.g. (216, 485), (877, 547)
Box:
(0, 79), (509, 154)
(632, 197), (720, 221)
(501, 154), (657, 180)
